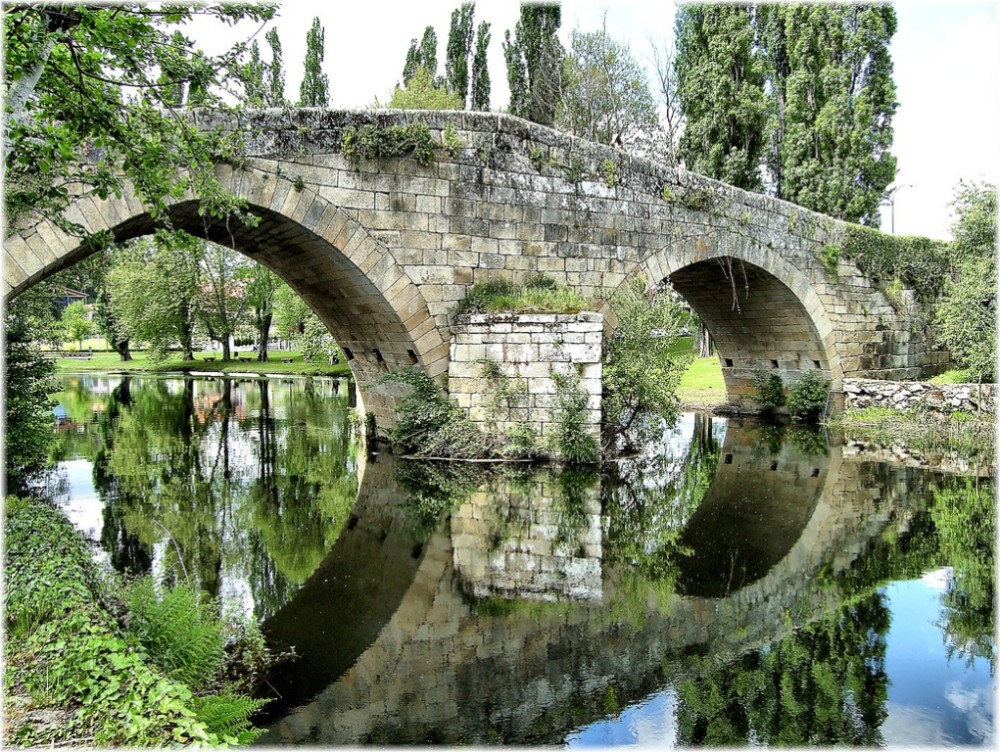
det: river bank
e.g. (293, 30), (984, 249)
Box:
(3, 497), (270, 747)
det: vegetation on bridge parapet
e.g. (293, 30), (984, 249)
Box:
(840, 225), (950, 305)
(452, 274), (592, 315)
(339, 121), (436, 169)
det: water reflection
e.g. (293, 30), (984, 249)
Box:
(48, 376), (994, 747)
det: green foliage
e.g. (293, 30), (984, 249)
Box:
(446, 2), (476, 107)
(265, 27), (286, 104)
(298, 316), (342, 364)
(503, 3), (563, 126)
(563, 156), (585, 184)
(662, 185), (674, 202)
(751, 366), (786, 411)
(298, 17), (329, 107)
(60, 300), (92, 348)
(602, 159), (618, 187)
(931, 477), (995, 671)
(403, 26), (438, 85)
(530, 145), (546, 171)
(557, 26), (659, 147)
(123, 579), (226, 688)
(819, 244), (841, 276)
(381, 370), (485, 458)
(787, 370), (830, 422)
(934, 182), (997, 381)
(443, 123), (462, 155)
(4, 4), (272, 233)
(453, 274), (589, 314)
(550, 368), (600, 464)
(602, 276), (690, 451)
(680, 187), (714, 211)
(3, 303), (58, 490)
(760, 5), (897, 224)
(675, 5), (768, 190)
(340, 121), (436, 167)
(4, 498), (267, 746)
(842, 225), (950, 304)
(387, 65), (464, 110)
(471, 21), (492, 110)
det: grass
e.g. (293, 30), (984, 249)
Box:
(453, 276), (593, 315)
(929, 368), (972, 384)
(53, 350), (351, 377)
(669, 337), (726, 408)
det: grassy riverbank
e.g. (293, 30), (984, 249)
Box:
(54, 350), (351, 377)
(670, 338), (727, 409)
(4, 497), (269, 747)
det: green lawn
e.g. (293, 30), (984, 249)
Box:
(53, 350), (351, 377)
(669, 336), (727, 408)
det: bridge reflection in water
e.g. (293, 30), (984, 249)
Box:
(257, 415), (939, 746)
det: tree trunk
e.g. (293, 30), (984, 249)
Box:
(115, 338), (132, 361)
(256, 312), (272, 362)
(180, 320), (195, 361)
(221, 338), (231, 362)
(696, 321), (715, 358)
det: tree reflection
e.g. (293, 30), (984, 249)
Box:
(676, 592), (890, 746)
(67, 375), (359, 620)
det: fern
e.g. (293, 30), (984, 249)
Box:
(124, 578), (226, 689)
(193, 692), (269, 744)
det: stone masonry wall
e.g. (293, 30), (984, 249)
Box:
(448, 312), (602, 454)
(843, 378), (995, 415)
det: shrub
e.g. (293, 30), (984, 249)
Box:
(751, 366), (786, 411)
(453, 275), (589, 315)
(787, 370), (831, 422)
(550, 368), (600, 464)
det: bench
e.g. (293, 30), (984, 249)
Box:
(281, 358), (294, 363)
(203, 357), (216, 362)
(239, 357), (251, 363)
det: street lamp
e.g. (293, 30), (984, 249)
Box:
(883, 183), (914, 234)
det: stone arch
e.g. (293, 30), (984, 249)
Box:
(3, 169), (447, 425)
(639, 243), (843, 410)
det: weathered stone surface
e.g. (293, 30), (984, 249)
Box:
(842, 378), (995, 415)
(4, 109), (946, 424)
(449, 313), (603, 457)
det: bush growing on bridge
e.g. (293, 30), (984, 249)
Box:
(340, 122), (436, 168)
(751, 366), (786, 412)
(452, 274), (590, 315)
(787, 370), (830, 422)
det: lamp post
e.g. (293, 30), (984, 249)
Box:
(883, 183), (914, 234)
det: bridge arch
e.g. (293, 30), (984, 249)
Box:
(4, 169), (447, 424)
(638, 242), (843, 410)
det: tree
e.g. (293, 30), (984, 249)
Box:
(761, 5), (897, 224)
(273, 282), (312, 342)
(242, 39), (267, 107)
(4, 299), (58, 490)
(107, 231), (201, 361)
(471, 21), (492, 111)
(387, 67), (463, 110)
(3, 4), (273, 234)
(446, 3), (476, 107)
(299, 17), (329, 107)
(198, 243), (251, 361)
(675, 5), (768, 190)
(240, 264), (280, 361)
(557, 23), (660, 147)
(649, 39), (684, 166)
(403, 26), (439, 87)
(60, 301), (92, 350)
(503, 3), (564, 126)
(602, 277), (692, 452)
(265, 27), (286, 105)
(934, 182), (997, 382)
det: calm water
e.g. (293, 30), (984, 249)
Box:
(48, 374), (995, 746)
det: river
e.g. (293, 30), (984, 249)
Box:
(46, 373), (995, 746)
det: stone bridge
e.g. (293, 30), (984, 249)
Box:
(3, 109), (945, 422)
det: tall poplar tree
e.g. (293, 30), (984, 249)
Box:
(674, 5), (768, 190)
(446, 3), (476, 107)
(471, 20), (492, 110)
(503, 3), (563, 126)
(761, 4), (897, 224)
(299, 17), (329, 107)
(266, 27), (285, 104)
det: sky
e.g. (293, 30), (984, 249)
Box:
(187, 0), (1000, 240)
